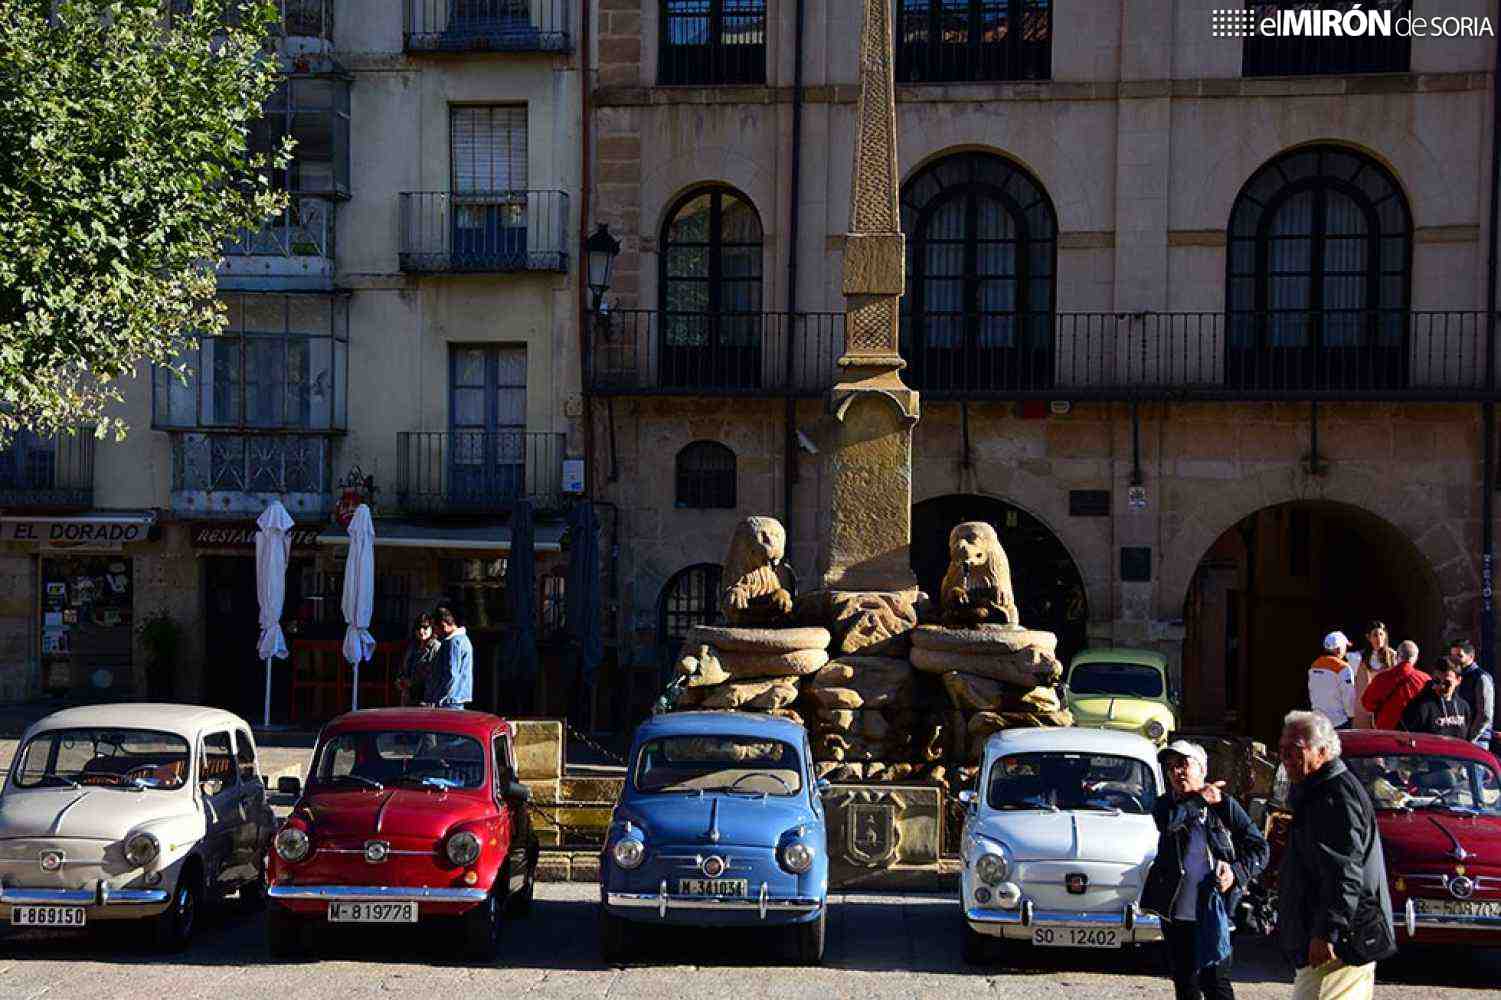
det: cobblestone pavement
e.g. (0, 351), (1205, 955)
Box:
(1, 883), (1497, 1000)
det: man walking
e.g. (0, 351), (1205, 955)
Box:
(1360, 640), (1429, 731)
(429, 605), (473, 709)
(1400, 659), (1471, 741)
(1449, 638), (1494, 748)
(1276, 711), (1395, 1000)
(1308, 632), (1356, 729)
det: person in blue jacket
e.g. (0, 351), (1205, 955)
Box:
(430, 605), (473, 709)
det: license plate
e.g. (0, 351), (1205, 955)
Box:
(1414, 899), (1501, 918)
(327, 901), (418, 923)
(677, 878), (748, 897)
(1031, 926), (1121, 949)
(11, 905), (86, 927)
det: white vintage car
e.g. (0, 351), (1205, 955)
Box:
(0, 704), (275, 949)
(959, 727), (1165, 963)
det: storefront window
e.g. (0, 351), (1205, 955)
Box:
(39, 556), (133, 697)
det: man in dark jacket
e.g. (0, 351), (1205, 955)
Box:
(1400, 659), (1471, 741)
(1141, 740), (1269, 1000)
(1276, 710), (1395, 1000)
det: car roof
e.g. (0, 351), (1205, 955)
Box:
(1069, 647), (1169, 669)
(321, 707), (509, 737)
(1338, 729), (1499, 764)
(634, 711), (807, 743)
(984, 725), (1162, 764)
(21, 703), (254, 741)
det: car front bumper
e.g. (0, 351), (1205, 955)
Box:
(606, 879), (823, 925)
(1399, 897), (1501, 935)
(966, 901), (1163, 943)
(0, 883), (171, 921)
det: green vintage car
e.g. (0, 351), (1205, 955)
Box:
(1062, 648), (1179, 745)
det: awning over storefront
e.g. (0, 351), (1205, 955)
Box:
(0, 512), (156, 548)
(316, 521), (564, 553)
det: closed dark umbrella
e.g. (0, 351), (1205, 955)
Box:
(566, 501), (604, 707)
(502, 498), (537, 714)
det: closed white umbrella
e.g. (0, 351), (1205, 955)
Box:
(341, 503), (376, 709)
(254, 500), (295, 727)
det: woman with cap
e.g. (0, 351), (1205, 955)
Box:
(1141, 740), (1269, 1000)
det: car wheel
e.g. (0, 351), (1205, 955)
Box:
(789, 908), (826, 965)
(266, 905), (308, 959)
(463, 888), (501, 962)
(238, 872), (268, 913)
(509, 867), (535, 918)
(598, 907), (629, 965)
(152, 870), (200, 952)
(961, 922), (992, 965)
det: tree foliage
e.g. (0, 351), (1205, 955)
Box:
(0, 0), (289, 443)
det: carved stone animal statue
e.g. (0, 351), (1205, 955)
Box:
(939, 521), (1019, 627)
(719, 516), (796, 626)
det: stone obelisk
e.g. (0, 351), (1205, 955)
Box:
(819, 0), (919, 596)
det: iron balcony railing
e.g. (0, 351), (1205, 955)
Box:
(169, 0), (332, 42)
(0, 431), (95, 509)
(585, 308), (1501, 402)
(894, 0), (1052, 84)
(224, 197), (332, 259)
(398, 191), (569, 274)
(168, 432), (334, 517)
(404, 0), (571, 53)
(396, 430), (566, 513)
(1243, 1), (1410, 78)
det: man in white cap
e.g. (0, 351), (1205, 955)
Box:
(1309, 631), (1357, 729)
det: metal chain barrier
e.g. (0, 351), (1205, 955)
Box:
(564, 720), (628, 766)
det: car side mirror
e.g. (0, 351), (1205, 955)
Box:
(958, 789), (977, 807)
(277, 776), (302, 796)
(504, 779), (531, 803)
(200, 778), (223, 798)
(815, 778), (832, 795)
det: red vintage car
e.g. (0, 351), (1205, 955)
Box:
(265, 708), (538, 960)
(1256, 730), (1501, 945)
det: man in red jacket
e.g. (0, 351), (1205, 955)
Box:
(1361, 640), (1431, 730)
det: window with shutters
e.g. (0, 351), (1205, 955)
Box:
(675, 441), (736, 508)
(450, 106), (530, 268)
(659, 0), (766, 86)
(449, 345), (529, 508)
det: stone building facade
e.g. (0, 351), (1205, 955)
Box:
(582, 0), (1501, 741)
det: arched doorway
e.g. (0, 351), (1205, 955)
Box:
(1182, 500), (1444, 744)
(911, 494), (1087, 664)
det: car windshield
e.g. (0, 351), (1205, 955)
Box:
(987, 752), (1156, 814)
(635, 735), (803, 796)
(12, 728), (190, 790)
(1346, 754), (1501, 815)
(1068, 662), (1164, 699)
(311, 730), (486, 790)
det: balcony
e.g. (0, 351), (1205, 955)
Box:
(169, 433), (333, 518)
(585, 309), (1500, 402)
(0, 431), (94, 510)
(404, 0), (571, 53)
(396, 430), (566, 513)
(398, 191), (569, 274)
(219, 197), (335, 290)
(170, 0), (333, 55)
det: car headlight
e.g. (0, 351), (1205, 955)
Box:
(1144, 719), (1167, 742)
(781, 841), (815, 874)
(446, 830), (482, 867)
(124, 832), (159, 868)
(612, 838), (645, 870)
(274, 826), (310, 863)
(974, 852), (1008, 885)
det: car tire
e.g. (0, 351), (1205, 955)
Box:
(598, 908), (629, 965)
(152, 869), (200, 952)
(961, 923), (992, 965)
(790, 908), (826, 965)
(463, 888), (501, 962)
(509, 868), (535, 918)
(266, 905), (307, 959)
(238, 872), (268, 913)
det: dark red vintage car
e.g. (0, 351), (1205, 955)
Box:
(1256, 730), (1501, 945)
(265, 708), (538, 960)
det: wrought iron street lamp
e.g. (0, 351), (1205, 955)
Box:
(584, 223), (622, 312)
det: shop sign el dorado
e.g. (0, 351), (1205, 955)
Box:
(1, 519), (148, 548)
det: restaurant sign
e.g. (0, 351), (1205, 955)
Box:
(0, 517), (152, 550)
(189, 522), (323, 550)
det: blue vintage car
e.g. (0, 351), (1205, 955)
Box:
(598, 711), (829, 964)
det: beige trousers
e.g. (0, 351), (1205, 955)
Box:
(1292, 960), (1376, 1000)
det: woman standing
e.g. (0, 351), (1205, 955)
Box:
(398, 613), (441, 706)
(1351, 621), (1396, 729)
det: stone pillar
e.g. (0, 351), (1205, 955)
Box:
(818, 0), (919, 595)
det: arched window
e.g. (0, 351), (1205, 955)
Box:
(657, 562), (724, 677)
(900, 152), (1057, 394)
(1226, 145), (1411, 390)
(659, 0), (767, 86)
(659, 186), (764, 389)
(675, 441), (737, 509)
(896, 0), (1052, 83)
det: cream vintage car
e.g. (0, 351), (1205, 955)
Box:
(960, 727), (1164, 964)
(0, 704), (274, 949)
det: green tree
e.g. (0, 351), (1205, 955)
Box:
(0, 0), (289, 444)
